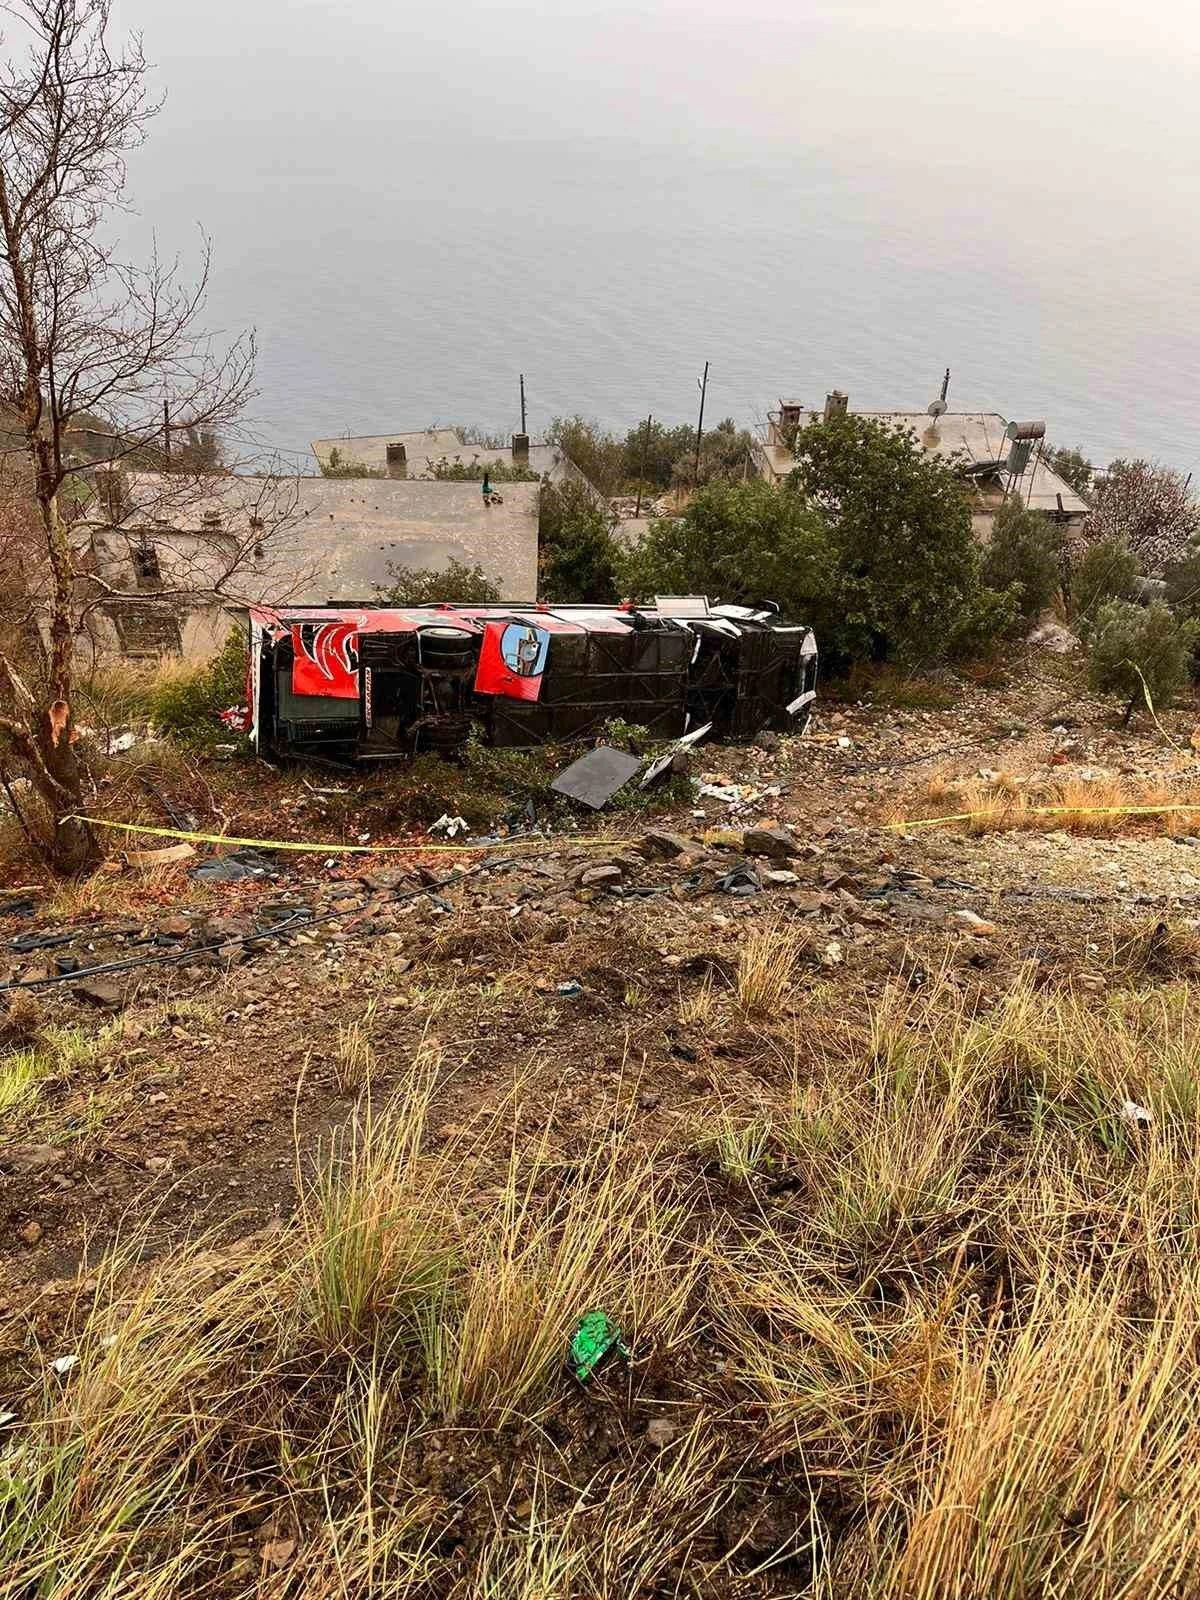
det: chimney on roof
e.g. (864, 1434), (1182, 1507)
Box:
(823, 390), (849, 423)
(512, 432), (530, 467)
(385, 441), (408, 478)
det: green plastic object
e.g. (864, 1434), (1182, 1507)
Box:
(570, 1311), (629, 1382)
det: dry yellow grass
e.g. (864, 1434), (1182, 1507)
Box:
(8, 976), (1200, 1596)
(737, 921), (808, 1013)
(886, 768), (1200, 837)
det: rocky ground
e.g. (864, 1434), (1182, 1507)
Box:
(4, 650), (1200, 1342)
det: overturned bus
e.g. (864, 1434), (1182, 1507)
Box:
(246, 599), (817, 763)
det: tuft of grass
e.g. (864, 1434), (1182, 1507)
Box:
(334, 999), (378, 1092)
(297, 1059), (456, 1354)
(0, 1021), (118, 1121)
(678, 973), (719, 1028)
(707, 1104), (773, 1181)
(420, 1114), (699, 1423)
(737, 922), (806, 1014)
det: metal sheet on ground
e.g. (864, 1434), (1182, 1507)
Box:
(550, 747), (642, 810)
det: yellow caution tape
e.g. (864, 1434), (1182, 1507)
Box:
(888, 802), (1200, 831)
(63, 816), (620, 855)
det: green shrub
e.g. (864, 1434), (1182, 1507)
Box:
(381, 559), (501, 606)
(544, 416), (627, 496)
(1086, 600), (1198, 715)
(146, 628), (249, 745)
(945, 582), (1021, 657)
(1070, 537), (1139, 638)
(421, 456), (540, 483)
(1162, 545), (1200, 622)
(622, 418), (694, 492)
(979, 499), (1064, 625)
(1044, 445), (1094, 501)
(538, 480), (623, 603)
(621, 478), (834, 625)
(320, 447), (385, 478)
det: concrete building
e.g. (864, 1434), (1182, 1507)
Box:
(80, 474), (540, 659)
(310, 425), (580, 486)
(753, 392), (1090, 542)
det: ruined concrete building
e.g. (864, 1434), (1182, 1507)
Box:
(80, 473), (540, 660)
(753, 389), (1090, 542)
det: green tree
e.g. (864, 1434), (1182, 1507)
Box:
(1087, 600), (1198, 721)
(980, 498), (1064, 626)
(381, 559), (501, 606)
(673, 417), (756, 488)
(321, 447), (384, 479)
(1069, 537), (1139, 638)
(538, 481), (623, 603)
(620, 478), (835, 623)
(789, 415), (987, 662)
(544, 416), (627, 496)
(1045, 446), (1094, 502)
(622, 418), (693, 492)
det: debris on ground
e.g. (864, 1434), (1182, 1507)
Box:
(190, 849), (276, 884)
(570, 1310), (630, 1382)
(429, 814), (469, 838)
(551, 747), (643, 810)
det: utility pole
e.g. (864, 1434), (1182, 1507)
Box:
(693, 361), (709, 486)
(162, 398), (171, 470)
(519, 373), (527, 435)
(634, 412), (653, 518)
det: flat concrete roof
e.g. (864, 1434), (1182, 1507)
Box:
(310, 427), (566, 484)
(118, 473), (540, 602)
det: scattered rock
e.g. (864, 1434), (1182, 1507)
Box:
(361, 868), (412, 892)
(1028, 619), (1081, 655)
(18, 1219), (43, 1246)
(639, 831), (693, 859)
(578, 863), (625, 889)
(645, 1417), (679, 1448)
(144, 1155), (172, 1175)
(765, 869), (799, 886)
(742, 827), (801, 859)
(953, 910), (998, 936)
(261, 1538), (296, 1569)
(73, 978), (125, 1009)
(3, 1144), (63, 1176)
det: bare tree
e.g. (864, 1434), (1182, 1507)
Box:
(0, 0), (255, 870)
(1083, 459), (1200, 574)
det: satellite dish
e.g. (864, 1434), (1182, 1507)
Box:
(927, 399), (948, 419)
